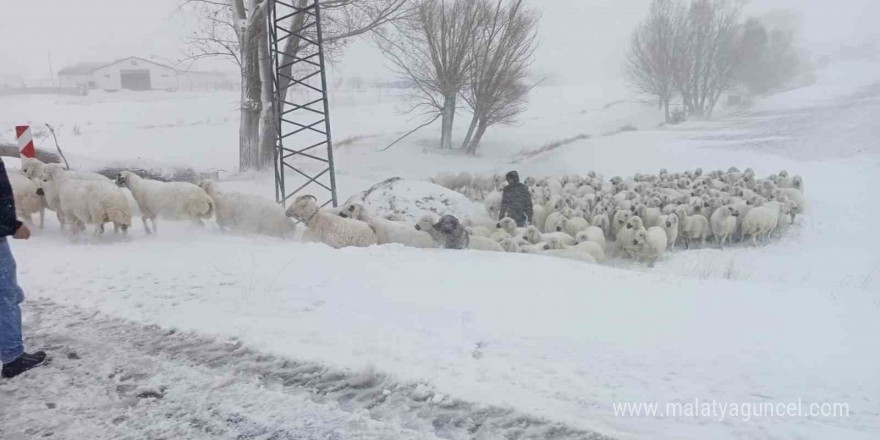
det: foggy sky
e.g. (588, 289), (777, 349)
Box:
(1, 0), (878, 84)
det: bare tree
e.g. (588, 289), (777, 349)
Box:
(182, 0), (407, 171)
(625, 0), (686, 122)
(673, 0), (744, 118)
(628, 0), (745, 121)
(377, 0), (484, 150)
(460, 0), (538, 154)
(736, 18), (802, 95)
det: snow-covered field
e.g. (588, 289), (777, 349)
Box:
(0, 60), (878, 440)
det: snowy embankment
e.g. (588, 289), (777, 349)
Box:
(1, 60), (879, 440)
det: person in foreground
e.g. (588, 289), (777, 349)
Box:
(498, 170), (533, 227)
(0, 159), (44, 379)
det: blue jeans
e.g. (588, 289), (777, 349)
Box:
(0, 237), (25, 364)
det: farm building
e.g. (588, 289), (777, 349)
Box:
(57, 57), (233, 92)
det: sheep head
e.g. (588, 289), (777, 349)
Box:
(115, 171), (133, 188)
(414, 215), (435, 232)
(286, 195), (318, 222)
(338, 202), (363, 220)
(627, 216), (645, 231)
(198, 180), (216, 194)
(614, 209), (632, 227)
(498, 217), (516, 233)
(554, 216), (567, 232)
(525, 226), (540, 243)
(633, 229), (648, 247)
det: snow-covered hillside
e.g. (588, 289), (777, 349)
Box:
(0, 60), (878, 440)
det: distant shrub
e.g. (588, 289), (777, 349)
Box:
(668, 109), (686, 125)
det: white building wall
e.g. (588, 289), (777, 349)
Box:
(58, 74), (94, 88)
(92, 59), (179, 91)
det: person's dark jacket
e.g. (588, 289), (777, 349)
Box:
(0, 161), (22, 237)
(499, 182), (533, 227)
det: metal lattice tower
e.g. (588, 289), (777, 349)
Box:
(268, 0), (337, 208)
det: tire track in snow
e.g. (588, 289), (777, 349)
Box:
(0, 299), (614, 440)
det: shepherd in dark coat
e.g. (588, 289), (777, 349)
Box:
(499, 171), (533, 227)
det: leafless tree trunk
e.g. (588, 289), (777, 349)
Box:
(461, 0), (538, 155)
(377, 0), (484, 150)
(625, 0), (685, 123)
(183, 0), (407, 171)
(629, 0), (744, 121)
(677, 0), (743, 118)
(232, 0), (267, 172)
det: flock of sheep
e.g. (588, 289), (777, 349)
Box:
(9, 157), (804, 268)
(14, 157), (295, 239)
(285, 167), (805, 267)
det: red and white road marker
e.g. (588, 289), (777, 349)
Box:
(15, 125), (36, 158)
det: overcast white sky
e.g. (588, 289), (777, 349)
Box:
(1, 0), (878, 84)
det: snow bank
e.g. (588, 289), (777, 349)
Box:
(344, 177), (489, 222)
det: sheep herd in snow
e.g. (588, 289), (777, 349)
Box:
(14, 157), (295, 239)
(11, 157), (804, 268)
(421, 167), (804, 265)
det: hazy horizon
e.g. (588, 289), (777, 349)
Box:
(2, 0), (878, 85)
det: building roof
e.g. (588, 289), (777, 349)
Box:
(58, 57), (179, 76)
(58, 62), (105, 75)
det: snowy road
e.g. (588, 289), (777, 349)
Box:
(0, 299), (611, 440)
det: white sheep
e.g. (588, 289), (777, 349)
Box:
(520, 241), (552, 254)
(773, 187), (804, 222)
(524, 225), (575, 246)
(638, 205), (663, 228)
(9, 173), (46, 228)
(496, 217), (527, 239)
(541, 248), (596, 264)
(557, 215), (589, 237)
(740, 201), (783, 246)
(198, 180), (296, 238)
(591, 211), (611, 239)
(564, 239), (606, 263)
(676, 207), (711, 249)
(710, 205), (739, 249)
(20, 157), (47, 180)
(414, 215), (502, 252)
(339, 201), (436, 248)
(632, 227), (668, 266)
(287, 195), (377, 248)
(469, 235), (505, 252)
(42, 163), (110, 182)
(615, 216), (644, 258)
(484, 190), (503, 219)
(499, 237), (523, 252)
(53, 175), (132, 237)
(574, 226), (606, 251)
(611, 209), (632, 240)
(662, 213), (680, 251)
(531, 205), (548, 232)
(116, 171), (214, 234)
(465, 225), (492, 238)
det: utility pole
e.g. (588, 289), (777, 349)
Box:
(48, 52), (55, 87)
